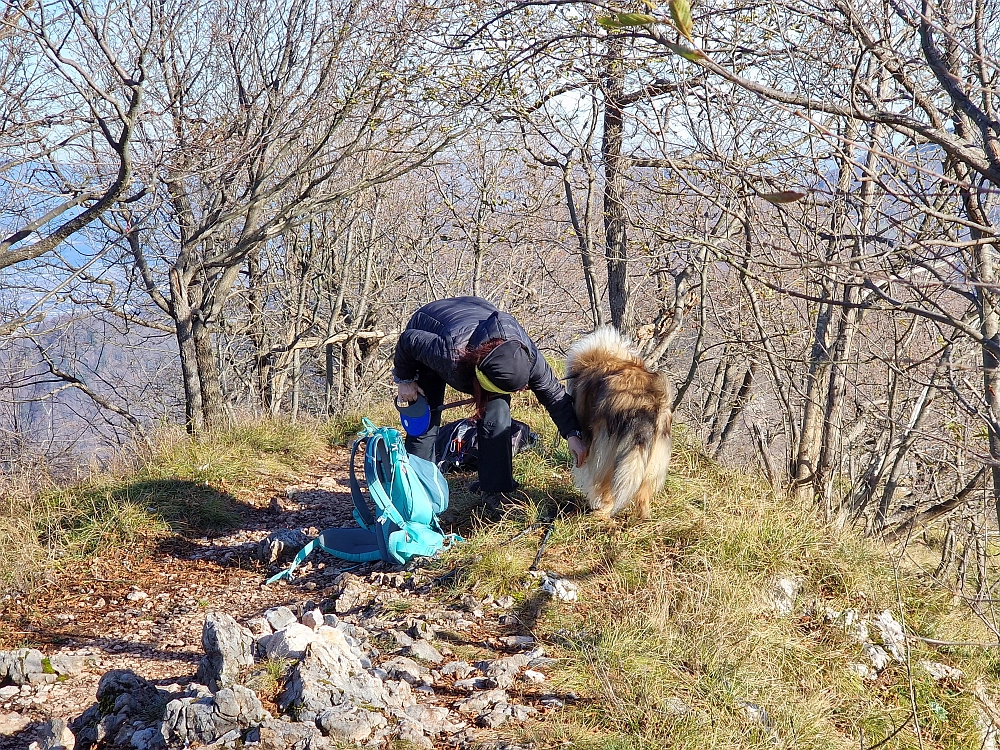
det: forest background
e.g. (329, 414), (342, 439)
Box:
(2, 0), (1000, 603)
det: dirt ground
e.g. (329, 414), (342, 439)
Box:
(0, 446), (474, 744)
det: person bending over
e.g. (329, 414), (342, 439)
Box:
(393, 297), (587, 503)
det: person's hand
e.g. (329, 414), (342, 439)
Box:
(567, 435), (588, 468)
(396, 381), (424, 404)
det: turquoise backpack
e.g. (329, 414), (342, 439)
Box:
(267, 420), (456, 583)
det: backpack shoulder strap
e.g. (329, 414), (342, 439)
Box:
(349, 435), (377, 531)
(369, 438), (409, 530)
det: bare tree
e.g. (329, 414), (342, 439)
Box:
(120, 0), (463, 430)
(0, 0), (145, 276)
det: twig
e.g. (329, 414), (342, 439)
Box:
(907, 634), (1000, 648)
(863, 711), (914, 750)
(891, 554), (925, 750)
(529, 525), (555, 572)
(507, 520), (549, 544)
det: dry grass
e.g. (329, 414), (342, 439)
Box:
(0, 417), (328, 594)
(1, 468), (58, 594)
(3, 405), (997, 748)
(434, 407), (998, 750)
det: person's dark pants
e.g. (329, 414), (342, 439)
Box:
(403, 372), (516, 494)
(477, 394), (514, 492)
(404, 371), (446, 464)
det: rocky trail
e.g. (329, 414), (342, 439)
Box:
(0, 447), (573, 749)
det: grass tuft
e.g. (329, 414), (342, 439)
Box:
(245, 657), (293, 700)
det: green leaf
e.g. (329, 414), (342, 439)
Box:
(668, 0), (694, 42)
(663, 41), (706, 61)
(761, 190), (807, 204)
(616, 12), (658, 25)
(597, 15), (624, 29)
(928, 700), (948, 721)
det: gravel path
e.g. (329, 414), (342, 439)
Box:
(0, 447), (563, 749)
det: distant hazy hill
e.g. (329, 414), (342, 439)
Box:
(5, 314), (181, 471)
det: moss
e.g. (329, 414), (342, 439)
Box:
(98, 693), (116, 716)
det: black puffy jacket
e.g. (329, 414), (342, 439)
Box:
(393, 297), (580, 437)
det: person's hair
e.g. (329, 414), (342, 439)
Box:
(457, 338), (505, 417)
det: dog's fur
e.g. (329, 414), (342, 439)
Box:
(566, 326), (673, 520)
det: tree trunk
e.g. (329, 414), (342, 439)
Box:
(792, 303), (834, 505)
(193, 314), (223, 430)
(325, 343), (335, 415)
(601, 37), (632, 335)
(706, 354), (736, 447)
(817, 75), (887, 519)
(562, 162), (604, 327)
(874, 367), (940, 532)
(791, 120), (857, 505)
(246, 250), (274, 413)
(472, 206), (485, 297)
(973, 238), (1000, 528)
(816, 296), (858, 519)
(953, 154), (1000, 527)
(170, 268), (204, 433)
(714, 363), (757, 457)
(291, 347), (301, 422)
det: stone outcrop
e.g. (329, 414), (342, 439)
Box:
(160, 683), (268, 746)
(0, 649), (45, 685)
(63, 573), (557, 749)
(28, 718), (76, 750)
(70, 670), (170, 750)
(196, 612), (256, 692)
(254, 530), (309, 565)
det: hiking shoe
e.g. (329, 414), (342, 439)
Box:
(482, 492), (518, 512)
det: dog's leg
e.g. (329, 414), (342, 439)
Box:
(633, 478), (654, 520)
(591, 473), (615, 518)
(608, 446), (648, 518)
(632, 436), (672, 520)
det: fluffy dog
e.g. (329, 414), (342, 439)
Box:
(566, 326), (673, 520)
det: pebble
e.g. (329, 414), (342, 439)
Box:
(301, 609), (324, 629)
(499, 635), (535, 649)
(406, 640), (445, 665)
(919, 660), (964, 682)
(0, 711), (30, 734)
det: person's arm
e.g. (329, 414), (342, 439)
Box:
(393, 330), (449, 380)
(528, 356), (579, 434)
(393, 329), (451, 402)
(527, 352), (588, 465)
(393, 330), (422, 383)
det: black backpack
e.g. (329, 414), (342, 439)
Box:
(435, 417), (537, 474)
